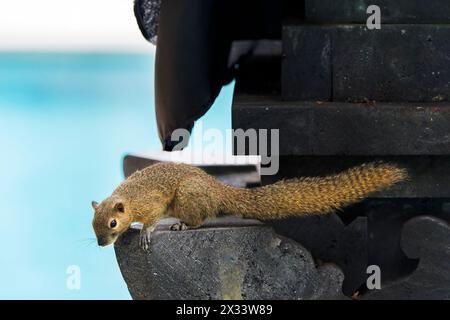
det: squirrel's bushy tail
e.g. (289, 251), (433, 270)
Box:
(221, 162), (407, 219)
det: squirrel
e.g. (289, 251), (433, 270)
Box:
(91, 162), (407, 250)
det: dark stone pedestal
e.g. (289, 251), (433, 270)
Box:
(114, 217), (346, 300)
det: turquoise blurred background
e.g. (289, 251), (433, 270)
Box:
(0, 52), (234, 299)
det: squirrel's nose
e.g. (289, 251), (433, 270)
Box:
(97, 237), (108, 246)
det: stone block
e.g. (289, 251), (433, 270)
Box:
(282, 24), (450, 102)
(233, 94), (450, 156)
(114, 218), (346, 300)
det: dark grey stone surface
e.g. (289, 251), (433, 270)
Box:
(281, 24), (331, 101)
(305, 0), (450, 23)
(114, 218), (346, 300)
(363, 216), (450, 299)
(283, 24), (450, 102)
(363, 199), (449, 286)
(233, 94), (450, 157)
(268, 214), (368, 296)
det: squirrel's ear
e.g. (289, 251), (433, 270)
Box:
(91, 201), (99, 210)
(115, 202), (125, 213)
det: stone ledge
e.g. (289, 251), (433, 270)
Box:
(114, 217), (346, 300)
(233, 94), (450, 157)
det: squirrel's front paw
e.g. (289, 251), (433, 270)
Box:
(139, 226), (153, 252)
(170, 222), (188, 231)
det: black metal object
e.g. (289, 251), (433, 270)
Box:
(137, 0), (283, 148)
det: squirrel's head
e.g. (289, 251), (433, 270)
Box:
(91, 196), (132, 247)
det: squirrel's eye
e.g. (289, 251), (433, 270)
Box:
(110, 219), (117, 228)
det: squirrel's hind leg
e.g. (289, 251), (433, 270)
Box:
(169, 221), (204, 231)
(169, 218), (204, 231)
(169, 221), (189, 231)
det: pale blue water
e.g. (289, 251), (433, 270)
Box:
(0, 52), (234, 299)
